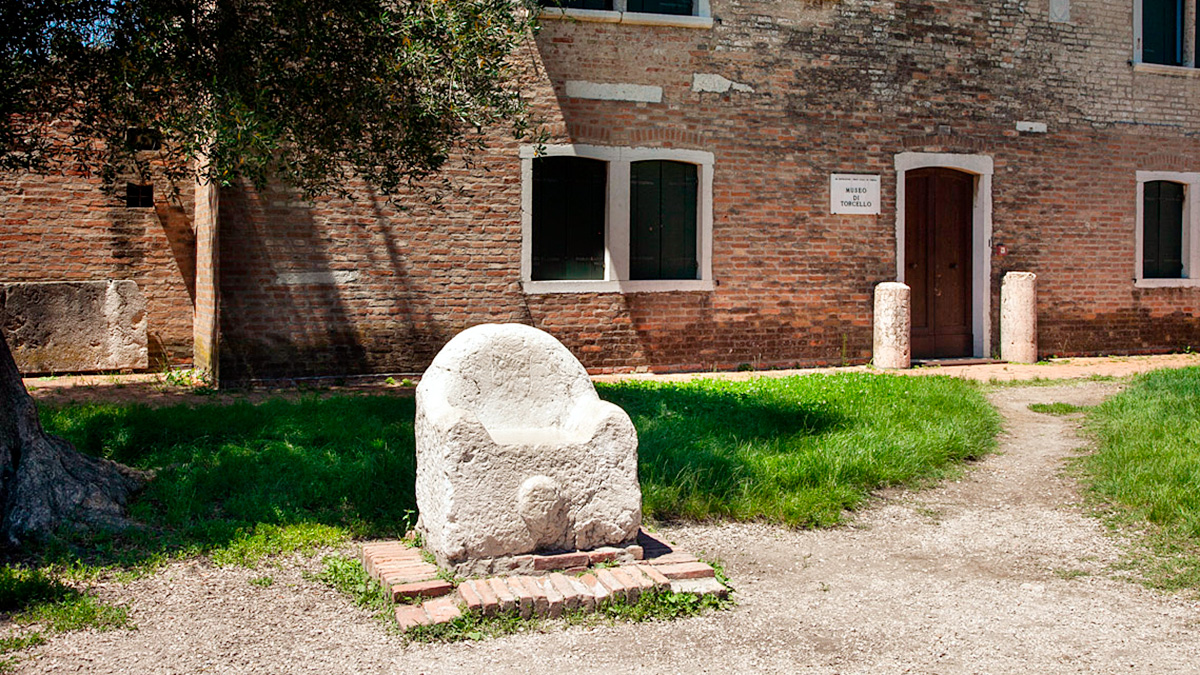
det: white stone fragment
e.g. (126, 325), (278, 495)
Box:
(274, 270), (360, 285)
(692, 73), (755, 94)
(1001, 272), (1038, 364)
(1016, 121), (1048, 133)
(564, 81), (663, 103)
(873, 282), (911, 370)
(1049, 0), (1070, 23)
(415, 324), (641, 571)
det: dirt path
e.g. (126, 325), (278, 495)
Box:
(17, 380), (1200, 674)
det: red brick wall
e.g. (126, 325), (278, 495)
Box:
(9, 0), (1200, 377)
(212, 0), (1200, 377)
(0, 169), (196, 368)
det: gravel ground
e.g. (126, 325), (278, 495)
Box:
(13, 377), (1200, 673)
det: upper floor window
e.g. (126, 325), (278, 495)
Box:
(539, 0), (696, 14)
(1136, 0), (1199, 67)
(627, 0), (694, 16)
(520, 144), (715, 293)
(1135, 171), (1200, 287)
(538, 0), (711, 26)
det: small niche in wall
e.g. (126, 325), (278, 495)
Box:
(125, 183), (154, 208)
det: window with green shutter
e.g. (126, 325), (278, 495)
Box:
(1142, 0), (1184, 66)
(627, 0), (694, 16)
(630, 160), (699, 280)
(1143, 180), (1185, 279)
(532, 157), (607, 281)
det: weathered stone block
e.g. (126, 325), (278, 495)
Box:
(1001, 272), (1038, 364)
(873, 282), (911, 370)
(415, 323), (641, 575)
(0, 281), (148, 374)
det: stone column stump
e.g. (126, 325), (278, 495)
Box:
(1001, 272), (1038, 364)
(873, 282), (911, 370)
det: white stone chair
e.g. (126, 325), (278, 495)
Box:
(415, 323), (641, 572)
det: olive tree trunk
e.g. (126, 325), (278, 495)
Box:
(0, 329), (145, 545)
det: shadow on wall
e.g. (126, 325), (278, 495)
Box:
(216, 182), (435, 381)
(99, 189), (195, 367)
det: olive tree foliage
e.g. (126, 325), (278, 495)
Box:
(0, 0), (541, 545)
(1, 0), (541, 197)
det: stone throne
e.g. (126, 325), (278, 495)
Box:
(415, 324), (641, 575)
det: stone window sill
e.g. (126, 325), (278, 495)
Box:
(522, 280), (714, 294)
(1134, 278), (1200, 288)
(539, 8), (714, 29)
(1132, 62), (1200, 78)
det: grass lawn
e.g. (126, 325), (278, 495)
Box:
(18, 372), (998, 571)
(601, 374), (999, 527)
(1082, 366), (1200, 591)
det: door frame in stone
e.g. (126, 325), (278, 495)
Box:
(894, 152), (994, 359)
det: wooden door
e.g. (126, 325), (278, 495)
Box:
(905, 168), (974, 359)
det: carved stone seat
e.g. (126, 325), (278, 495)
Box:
(415, 323), (641, 573)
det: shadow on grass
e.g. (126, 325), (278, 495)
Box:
(14, 373), (998, 571)
(25, 395), (419, 570)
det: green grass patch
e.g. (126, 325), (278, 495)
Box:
(982, 374), (1121, 390)
(310, 554), (394, 618)
(599, 373), (999, 527)
(1081, 366), (1200, 592)
(12, 594), (129, 632)
(1028, 402), (1087, 415)
(26, 376), (999, 571)
(3, 375), (999, 651)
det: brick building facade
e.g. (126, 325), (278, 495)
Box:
(5, 0), (1200, 379)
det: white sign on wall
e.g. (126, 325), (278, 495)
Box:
(830, 174), (881, 215)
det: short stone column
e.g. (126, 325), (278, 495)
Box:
(1001, 271), (1038, 364)
(873, 282), (911, 369)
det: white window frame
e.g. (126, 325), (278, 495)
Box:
(1134, 171), (1200, 287)
(539, 0), (713, 29)
(520, 144), (715, 294)
(1133, 0), (1200, 73)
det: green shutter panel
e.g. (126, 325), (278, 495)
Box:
(1143, 180), (1185, 279)
(532, 157), (607, 281)
(659, 162), (699, 279)
(630, 161), (662, 280)
(627, 0), (694, 16)
(1143, 0), (1182, 66)
(630, 161), (699, 280)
